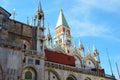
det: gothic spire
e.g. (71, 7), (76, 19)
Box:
(46, 27), (52, 48)
(34, 0), (44, 20)
(37, 0), (43, 13)
(46, 27), (51, 39)
(56, 8), (69, 28)
(93, 45), (97, 51)
(78, 38), (84, 51)
(88, 46), (90, 53)
(93, 44), (99, 56)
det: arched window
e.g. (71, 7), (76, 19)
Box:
(22, 67), (37, 80)
(25, 71), (32, 79)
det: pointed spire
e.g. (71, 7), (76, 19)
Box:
(74, 42), (76, 48)
(88, 46), (90, 53)
(78, 38), (84, 51)
(93, 44), (99, 56)
(56, 8), (69, 28)
(27, 17), (29, 25)
(46, 27), (52, 48)
(34, 0), (44, 20)
(93, 44), (97, 51)
(79, 38), (83, 47)
(30, 17), (33, 26)
(46, 26), (51, 38)
(37, 0), (43, 13)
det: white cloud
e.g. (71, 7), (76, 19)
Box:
(63, 0), (120, 42)
(69, 20), (110, 37)
(76, 0), (120, 13)
(0, 0), (9, 7)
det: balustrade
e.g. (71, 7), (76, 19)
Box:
(45, 61), (114, 79)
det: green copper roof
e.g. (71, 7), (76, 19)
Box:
(56, 9), (69, 28)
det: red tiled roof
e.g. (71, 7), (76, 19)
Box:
(45, 49), (75, 66)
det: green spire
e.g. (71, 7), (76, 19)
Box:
(56, 8), (69, 28)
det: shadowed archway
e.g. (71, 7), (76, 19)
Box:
(66, 75), (77, 80)
(45, 69), (61, 80)
(22, 67), (37, 80)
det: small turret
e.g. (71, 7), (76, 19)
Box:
(35, 0), (45, 56)
(78, 38), (84, 51)
(93, 45), (98, 56)
(88, 46), (90, 53)
(45, 27), (52, 48)
(92, 45), (101, 68)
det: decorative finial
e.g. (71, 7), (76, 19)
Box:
(79, 37), (82, 46)
(30, 17), (33, 26)
(93, 44), (97, 51)
(88, 46), (90, 53)
(12, 9), (17, 20)
(27, 17), (29, 25)
(78, 37), (84, 51)
(74, 42), (76, 48)
(47, 25), (51, 37)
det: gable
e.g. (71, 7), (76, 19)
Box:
(0, 6), (11, 18)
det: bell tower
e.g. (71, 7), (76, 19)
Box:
(54, 8), (72, 48)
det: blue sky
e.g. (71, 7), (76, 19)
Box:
(1, 0), (120, 79)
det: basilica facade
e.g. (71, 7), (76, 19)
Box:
(0, 1), (116, 80)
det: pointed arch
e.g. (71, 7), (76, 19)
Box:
(74, 55), (82, 68)
(84, 54), (97, 69)
(45, 69), (61, 80)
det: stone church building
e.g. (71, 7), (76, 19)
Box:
(0, 1), (116, 80)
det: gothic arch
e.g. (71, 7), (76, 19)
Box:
(45, 69), (61, 80)
(66, 75), (77, 80)
(22, 66), (37, 80)
(83, 55), (96, 69)
(74, 56), (82, 68)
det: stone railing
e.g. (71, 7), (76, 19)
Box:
(45, 61), (115, 79)
(0, 39), (22, 49)
(22, 49), (44, 57)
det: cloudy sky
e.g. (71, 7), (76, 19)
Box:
(1, 0), (120, 79)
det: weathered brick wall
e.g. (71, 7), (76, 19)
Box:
(8, 20), (33, 37)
